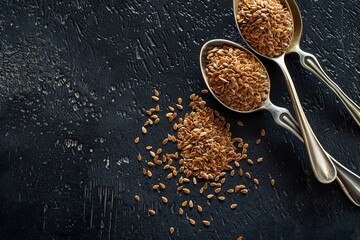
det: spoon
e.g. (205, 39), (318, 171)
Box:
(233, 0), (336, 184)
(286, 0), (360, 127)
(200, 39), (360, 206)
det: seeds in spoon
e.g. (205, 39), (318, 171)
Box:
(237, 0), (293, 57)
(206, 45), (270, 111)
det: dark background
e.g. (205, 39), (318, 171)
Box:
(0, 0), (359, 239)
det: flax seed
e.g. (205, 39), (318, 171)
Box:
(247, 159), (254, 165)
(134, 195), (140, 202)
(207, 194), (214, 199)
(177, 98), (183, 104)
(183, 188), (190, 195)
(169, 227), (174, 234)
(227, 189), (234, 194)
(152, 96), (159, 102)
(181, 201), (188, 207)
(217, 196), (225, 201)
(203, 220), (210, 226)
(179, 208), (184, 215)
(271, 179), (275, 187)
(161, 196), (168, 204)
(142, 127), (147, 134)
(147, 170), (152, 177)
(230, 204), (237, 209)
(137, 153), (142, 162)
(201, 89), (209, 94)
(189, 219), (195, 226)
(261, 129), (266, 137)
(159, 183), (166, 190)
(257, 157), (263, 163)
(189, 200), (194, 209)
(245, 172), (251, 179)
(197, 205), (203, 212)
(215, 188), (222, 193)
(254, 179), (259, 185)
(149, 209), (156, 215)
(237, 121), (244, 127)
(241, 189), (248, 194)
(256, 139), (261, 145)
(134, 137), (140, 144)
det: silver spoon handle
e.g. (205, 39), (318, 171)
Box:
(267, 102), (360, 206)
(273, 55), (336, 184)
(296, 48), (360, 127)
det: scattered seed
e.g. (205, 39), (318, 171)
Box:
(189, 219), (195, 226)
(207, 194), (214, 199)
(247, 159), (254, 165)
(177, 98), (183, 104)
(156, 148), (162, 155)
(161, 196), (168, 204)
(159, 183), (166, 190)
(241, 189), (249, 194)
(237, 121), (244, 127)
(203, 220), (211, 226)
(134, 195), (140, 202)
(142, 168), (147, 175)
(245, 172), (251, 179)
(152, 96), (159, 101)
(239, 168), (244, 177)
(256, 139), (261, 145)
(230, 204), (237, 209)
(183, 188), (190, 195)
(176, 104), (183, 110)
(147, 162), (155, 167)
(147, 170), (152, 177)
(137, 153), (142, 162)
(214, 188), (222, 194)
(201, 89), (209, 94)
(189, 200), (194, 209)
(237, 236), (243, 240)
(146, 110), (152, 116)
(142, 127), (147, 134)
(153, 185), (159, 190)
(149, 209), (156, 215)
(154, 89), (159, 96)
(257, 157), (263, 163)
(227, 189), (234, 194)
(181, 201), (188, 207)
(230, 170), (235, 176)
(261, 129), (266, 137)
(146, 146), (152, 150)
(197, 205), (203, 212)
(254, 179), (259, 185)
(169, 227), (174, 234)
(179, 208), (184, 215)
(134, 137), (140, 144)
(217, 196), (225, 201)
(271, 179), (275, 187)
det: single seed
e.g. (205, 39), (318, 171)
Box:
(261, 129), (266, 137)
(256, 139), (261, 145)
(137, 153), (142, 162)
(227, 189), (234, 194)
(155, 104), (160, 111)
(159, 183), (166, 189)
(193, 177), (197, 185)
(234, 161), (240, 167)
(230, 204), (237, 209)
(178, 98), (183, 104)
(142, 168), (147, 175)
(230, 170), (235, 176)
(189, 219), (195, 226)
(201, 89), (208, 94)
(152, 96), (159, 101)
(150, 151), (156, 157)
(168, 106), (175, 111)
(176, 104), (183, 110)
(245, 172), (251, 179)
(147, 170), (152, 177)
(134, 195), (140, 202)
(179, 208), (184, 215)
(146, 110), (152, 116)
(169, 227), (174, 234)
(177, 186), (183, 191)
(154, 118), (160, 124)
(189, 200), (194, 209)
(257, 157), (263, 163)
(239, 168), (243, 177)
(197, 205), (203, 212)
(203, 220), (210, 226)
(154, 89), (159, 96)
(167, 173), (173, 179)
(156, 148), (162, 155)
(181, 200), (188, 207)
(142, 127), (147, 134)
(199, 187), (204, 194)
(271, 179), (275, 186)
(207, 194), (214, 199)
(162, 138), (168, 145)
(149, 209), (156, 215)
(247, 159), (254, 165)
(151, 115), (158, 119)
(254, 179), (259, 185)
(237, 121), (244, 127)
(183, 188), (190, 195)
(161, 196), (168, 204)
(153, 185), (159, 190)
(147, 162), (155, 167)
(134, 137), (140, 144)
(214, 188), (222, 193)
(241, 189), (249, 194)
(146, 146), (152, 150)
(217, 196), (225, 201)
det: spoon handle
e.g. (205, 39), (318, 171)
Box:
(267, 102), (360, 206)
(296, 48), (360, 127)
(273, 55), (336, 184)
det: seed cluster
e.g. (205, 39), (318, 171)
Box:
(133, 89), (274, 237)
(206, 45), (270, 111)
(236, 0), (293, 57)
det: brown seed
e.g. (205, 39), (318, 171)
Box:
(203, 220), (210, 226)
(134, 195), (140, 202)
(245, 172), (251, 179)
(241, 189), (249, 194)
(197, 205), (203, 212)
(179, 208), (184, 215)
(159, 183), (166, 190)
(199, 187), (204, 194)
(181, 200), (188, 207)
(237, 236), (243, 240)
(146, 110), (152, 116)
(168, 106), (175, 112)
(230, 170), (235, 176)
(256, 139), (261, 145)
(156, 148), (162, 155)
(142, 127), (147, 134)
(155, 104), (160, 111)
(149, 209), (156, 215)
(167, 173), (173, 179)
(154, 89), (159, 96)
(137, 153), (142, 162)
(161, 196), (168, 204)
(207, 194), (214, 199)
(230, 204), (237, 209)
(234, 161), (240, 167)
(201, 89), (209, 94)
(177, 186), (183, 191)
(237, 120), (244, 127)
(147, 162), (155, 167)
(178, 98), (183, 104)
(154, 118), (160, 124)
(189, 200), (194, 209)
(147, 170), (152, 177)
(151, 115), (158, 119)
(239, 168), (243, 177)
(192, 177), (197, 185)
(227, 188), (234, 193)
(152, 96), (159, 101)
(153, 185), (159, 190)
(189, 219), (195, 226)
(261, 129), (266, 137)
(271, 179), (275, 187)
(149, 151), (156, 157)
(146, 146), (152, 150)
(217, 196), (225, 201)
(142, 168), (147, 175)
(162, 138), (168, 145)
(134, 137), (140, 144)
(254, 179), (259, 185)
(257, 157), (263, 163)
(214, 188), (222, 193)
(247, 159), (254, 165)
(176, 104), (183, 110)
(169, 227), (174, 234)
(183, 188), (190, 195)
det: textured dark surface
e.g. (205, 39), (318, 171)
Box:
(0, 0), (359, 239)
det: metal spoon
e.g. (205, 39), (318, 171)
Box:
(200, 39), (360, 206)
(233, 0), (336, 184)
(286, 0), (360, 127)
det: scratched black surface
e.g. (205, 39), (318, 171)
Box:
(0, 0), (359, 239)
